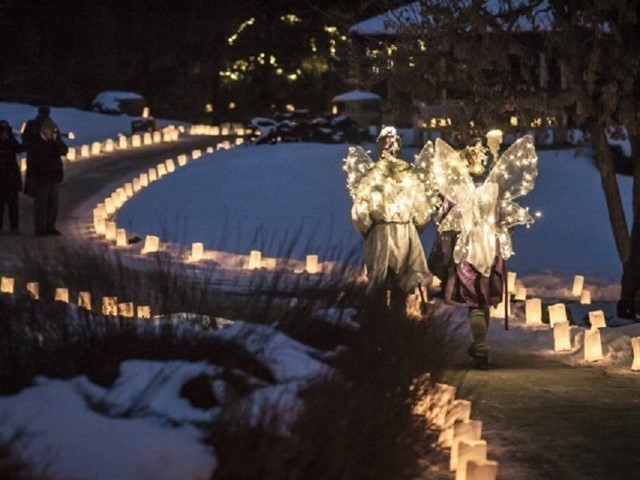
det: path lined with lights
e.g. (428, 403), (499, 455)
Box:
(449, 343), (640, 479)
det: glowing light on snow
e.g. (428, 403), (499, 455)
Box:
(124, 182), (134, 198)
(66, 147), (76, 161)
(118, 302), (135, 318)
(55, 288), (69, 303)
(140, 173), (149, 187)
(26, 282), (39, 300)
(142, 107), (150, 118)
(548, 303), (567, 326)
(102, 297), (118, 316)
(189, 243), (204, 262)
(177, 154), (188, 166)
(78, 292), (92, 311)
(572, 275), (585, 297)
(0, 277), (14, 294)
(580, 290), (591, 304)
(584, 328), (603, 361)
(80, 144), (90, 157)
(104, 138), (114, 152)
(247, 250), (262, 270)
(137, 306), (151, 319)
(148, 167), (157, 182)
(632, 338), (640, 371)
(305, 255), (319, 274)
(141, 235), (160, 254)
(553, 321), (571, 351)
(588, 310), (606, 329)
(143, 133), (152, 145)
(118, 135), (128, 149)
(455, 440), (487, 479)
(466, 459), (498, 480)
(116, 228), (127, 247)
(131, 135), (142, 148)
(507, 271), (517, 292)
(525, 298), (542, 326)
(157, 163), (167, 178)
(450, 422), (483, 472)
(105, 221), (117, 241)
(91, 141), (101, 155)
(104, 198), (115, 215)
(514, 286), (527, 301)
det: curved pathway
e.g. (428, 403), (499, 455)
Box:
(2, 138), (639, 479)
(0, 136), (218, 274)
(447, 343), (640, 479)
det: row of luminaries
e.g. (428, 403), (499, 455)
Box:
(0, 276), (150, 319)
(418, 381), (499, 480)
(91, 145), (324, 274)
(491, 272), (640, 368)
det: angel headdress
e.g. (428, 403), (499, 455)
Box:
(343, 127), (441, 291)
(432, 135), (538, 277)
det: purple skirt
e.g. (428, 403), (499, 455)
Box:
(444, 252), (504, 308)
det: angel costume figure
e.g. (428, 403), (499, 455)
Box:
(344, 126), (440, 312)
(430, 133), (538, 369)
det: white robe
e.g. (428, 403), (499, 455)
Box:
(351, 157), (430, 293)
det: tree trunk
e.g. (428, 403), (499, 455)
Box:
(589, 122), (630, 264)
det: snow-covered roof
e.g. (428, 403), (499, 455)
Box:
(92, 91), (145, 112)
(349, 1), (554, 36)
(331, 89), (381, 103)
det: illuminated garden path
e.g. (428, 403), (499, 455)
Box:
(0, 135), (218, 275)
(447, 342), (640, 479)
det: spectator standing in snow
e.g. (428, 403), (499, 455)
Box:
(22, 105), (52, 197)
(618, 206), (640, 320)
(28, 119), (67, 235)
(0, 120), (25, 233)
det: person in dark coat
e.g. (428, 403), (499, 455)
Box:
(22, 105), (52, 197)
(0, 120), (25, 233)
(29, 118), (67, 235)
(618, 205), (640, 320)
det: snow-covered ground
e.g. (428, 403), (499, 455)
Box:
(1, 102), (639, 478)
(116, 142), (633, 287)
(0, 314), (339, 480)
(0, 102), (183, 146)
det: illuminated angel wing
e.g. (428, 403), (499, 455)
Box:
(343, 145), (374, 198)
(412, 140), (443, 218)
(433, 138), (497, 272)
(433, 138), (476, 206)
(486, 134), (538, 260)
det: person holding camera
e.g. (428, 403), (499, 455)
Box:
(0, 120), (25, 234)
(28, 118), (68, 235)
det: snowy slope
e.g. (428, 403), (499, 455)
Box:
(0, 102), (184, 146)
(116, 143), (633, 288)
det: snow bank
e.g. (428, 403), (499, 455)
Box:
(0, 376), (215, 480)
(0, 101), (185, 146)
(116, 142), (633, 294)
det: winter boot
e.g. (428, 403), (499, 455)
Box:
(468, 308), (490, 369)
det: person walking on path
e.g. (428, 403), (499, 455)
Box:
(22, 105), (52, 197)
(429, 133), (538, 369)
(28, 119), (67, 235)
(618, 205), (640, 320)
(344, 126), (440, 314)
(0, 120), (25, 233)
